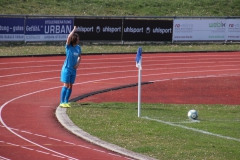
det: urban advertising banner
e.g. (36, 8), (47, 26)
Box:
(74, 19), (122, 40)
(25, 18), (73, 42)
(173, 19), (226, 41)
(123, 20), (173, 41)
(0, 18), (24, 41)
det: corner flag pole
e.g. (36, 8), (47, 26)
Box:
(135, 47), (142, 117)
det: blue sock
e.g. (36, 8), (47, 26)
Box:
(65, 88), (72, 103)
(60, 86), (68, 104)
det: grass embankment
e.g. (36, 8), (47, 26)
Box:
(1, 0), (240, 16)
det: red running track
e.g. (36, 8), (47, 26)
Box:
(0, 52), (240, 160)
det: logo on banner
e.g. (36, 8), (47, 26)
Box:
(174, 23), (193, 32)
(26, 25), (41, 31)
(77, 26), (94, 33)
(124, 27), (143, 33)
(209, 22), (226, 27)
(228, 23), (240, 28)
(103, 26), (121, 33)
(153, 27), (172, 34)
(175, 23), (194, 28)
(96, 26), (101, 33)
(146, 27), (151, 34)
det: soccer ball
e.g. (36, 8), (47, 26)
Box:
(188, 110), (198, 120)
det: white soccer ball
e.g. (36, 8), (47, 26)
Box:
(188, 110), (198, 120)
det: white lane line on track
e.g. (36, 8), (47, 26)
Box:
(108, 152), (122, 157)
(63, 141), (75, 145)
(34, 134), (46, 138)
(7, 142), (19, 146)
(1, 137), (77, 159)
(1, 58), (240, 91)
(21, 146), (34, 150)
(143, 117), (240, 142)
(0, 156), (10, 160)
(0, 60), (63, 65)
(52, 154), (65, 158)
(0, 58), (240, 78)
(0, 64), (61, 70)
(40, 106), (54, 108)
(21, 130), (33, 134)
(0, 70), (60, 78)
(0, 77), (59, 88)
(1, 64), (240, 89)
(1, 123), (123, 156)
(0, 87), (79, 160)
(36, 150), (50, 155)
(0, 76), (144, 159)
(2, 57), (240, 71)
(93, 149), (106, 153)
(1, 52), (240, 65)
(78, 145), (91, 149)
(48, 137), (62, 141)
(152, 74), (240, 82)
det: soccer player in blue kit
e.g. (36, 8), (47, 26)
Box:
(59, 26), (81, 108)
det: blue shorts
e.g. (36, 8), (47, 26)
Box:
(60, 68), (76, 84)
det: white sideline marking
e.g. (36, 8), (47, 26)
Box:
(143, 117), (240, 142)
(171, 120), (200, 124)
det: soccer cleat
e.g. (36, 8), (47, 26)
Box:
(64, 103), (71, 108)
(59, 103), (71, 108)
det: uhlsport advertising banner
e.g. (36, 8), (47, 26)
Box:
(74, 19), (122, 41)
(173, 19), (226, 41)
(226, 19), (240, 41)
(25, 18), (73, 42)
(0, 18), (24, 41)
(123, 20), (173, 41)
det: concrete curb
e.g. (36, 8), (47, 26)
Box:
(55, 107), (157, 160)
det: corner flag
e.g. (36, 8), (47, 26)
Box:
(136, 47), (142, 70)
(136, 47), (142, 117)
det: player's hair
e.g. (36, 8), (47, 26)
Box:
(70, 33), (79, 46)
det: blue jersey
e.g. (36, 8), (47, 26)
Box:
(62, 44), (81, 75)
